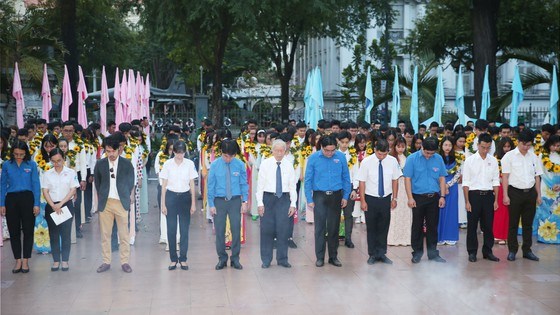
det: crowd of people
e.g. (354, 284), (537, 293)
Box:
(1, 115), (559, 273)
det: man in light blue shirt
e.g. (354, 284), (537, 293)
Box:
(305, 135), (351, 267)
(403, 137), (447, 264)
(207, 139), (248, 270)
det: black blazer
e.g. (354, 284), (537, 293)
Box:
(94, 156), (135, 211)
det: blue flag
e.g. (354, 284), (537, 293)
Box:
(390, 65), (400, 127)
(510, 65), (524, 127)
(456, 65), (465, 125)
(410, 66), (419, 132)
(480, 65), (490, 120)
(550, 65), (559, 125)
(364, 66), (374, 124)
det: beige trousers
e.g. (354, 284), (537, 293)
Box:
(99, 199), (130, 264)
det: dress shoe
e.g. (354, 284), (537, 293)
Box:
(328, 258), (342, 267)
(378, 255), (393, 264)
(315, 259), (324, 267)
(51, 263), (60, 272)
(367, 256), (376, 265)
(523, 252), (539, 261)
(411, 256), (421, 264)
(468, 254), (477, 262)
(21, 264), (30, 273)
(168, 262), (177, 270)
(96, 263), (111, 273)
(121, 263), (133, 273)
(179, 262), (189, 270)
(345, 241), (355, 248)
(61, 262), (69, 272)
(76, 230), (83, 238)
(231, 261), (243, 270)
(261, 263), (270, 269)
(278, 262), (292, 268)
(430, 256), (446, 263)
(483, 253), (500, 262)
(12, 267), (22, 274)
(215, 261), (227, 270)
(507, 252), (516, 261)
(288, 239), (297, 249)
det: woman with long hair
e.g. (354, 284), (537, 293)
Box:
(493, 137), (515, 245)
(534, 135), (560, 244)
(437, 136), (461, 245)
(0, 140), (41, 273)
(299, 129), (317, 223)
(453, 133), (468, 228)
(387, 136), (412, 245)
(351, 134), (368, 224)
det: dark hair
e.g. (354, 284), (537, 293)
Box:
(517, 129), (535, 143)
(347, 121), (358, 129)
(118, 122), (133, 133)
(331, 120), (341, 128)
(410, 133), (424, 153)
(107, 120), (116, 127)
(112, 131), (127, 144)
(475, 119), (489, 131)
(131, 119), (142, 126)
(336, 130), (351, 141)
(390, 136), (408, 159)
(40, 134), (59, 159)
(496, 137), (515, 159)
(89, 123), (101, 131)
(453, 132), (467, 151)
(286, 125), (297, 138)
(48, 147), (65, 160)
(543, 135), (560, 153)
(221, 139), (238, 155)
(9, 140), (31, 162)
(61, 120), (75, 129)
(24, 123), (35, 131)
(247, 118), (258, 126)
(353, 134), (367, 153)
(278, 133), (292, 143)
(296, 121), (307, 129)
(0, 136), (8, 160)
(542, 123), (556, 134)
(102, 136), (120, 151)
(320, 134), (337, 147)
(423, 137), (439, 151)
(36, 118), (47, 125)
(375, 139), (389, 152)
(429, 121), (439, 128)
(499, 123), (511, 132)
(478, 133), (493, 145)
(17, 128), (28, 137)
(303, 129), (317, 147)
(439, 136), (455, 165)
(173, 140), (187, 153)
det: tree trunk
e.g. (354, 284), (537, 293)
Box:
(60, 0), (78, 120)
(279, 75), (291, 123)
(472, 0), (500, 120)
(210, 14), (232, 129)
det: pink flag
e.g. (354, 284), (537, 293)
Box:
(136, 71), (144, 119)
(114, 67), (123, 127)
(77, 66), (88, 128)
(100, 66), (109, 135)
(41, 64), (51, 122)
(12, 62), (26, 128)
(120, 70), (128, 122)
(61, 65), (72, 122)
(127, 69), (137, 120)
(143, 73), (151, 120)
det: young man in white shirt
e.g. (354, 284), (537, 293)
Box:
(462, 133), (500, 263)
(502, 130), (543, 262)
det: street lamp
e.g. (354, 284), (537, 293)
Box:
(199, 66), (203, 95)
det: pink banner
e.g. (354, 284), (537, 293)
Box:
(77, 66), (88, 128)
(100, 66), (109, 135)
(61, 65), (72, 122)
(12, 62), (25, 128)
(41, 64), (51, 122)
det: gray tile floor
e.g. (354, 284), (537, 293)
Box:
(2, 179), (560, 315)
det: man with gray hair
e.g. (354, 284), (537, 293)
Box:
(256, 139), (297, 268)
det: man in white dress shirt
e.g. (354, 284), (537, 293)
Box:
(462, 133), (500, 263)
(356, 139), (401, 265)
(256, 139), (297, 268)
(502, 130), (543, 262)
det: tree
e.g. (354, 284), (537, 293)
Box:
(247, 0), (393, 123)
(405, 0), (559, 120)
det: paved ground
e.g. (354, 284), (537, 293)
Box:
(2, 178), (560, 315)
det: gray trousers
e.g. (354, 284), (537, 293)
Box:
(214, 197), (242, 263)
(260, 192), (291, 265)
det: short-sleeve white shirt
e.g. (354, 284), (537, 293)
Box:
(159, 158), (198, 193)
(42, 166), (80, 201)
(356, 154), (402, 197)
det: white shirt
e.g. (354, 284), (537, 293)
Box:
(501, 147), (544, 189)
(356, 154), (402, 198)
(462, 152), (500, 190)
(256, 157), (297, 207)
(465, 136), (496, 158)
(68, 139), (88, 178)
(42, 166), (80, 202)
(339, 149), (360, 189)
(159, 158), (198, 193)
(108, 157), (120, 200)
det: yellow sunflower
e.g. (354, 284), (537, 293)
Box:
(73, 146), (80, 152)
(554, 165), (560, 173)
(538, 220), (560, 241)
(552, 203), (560, 216)
(34, 225), (50, 248)
(366, 148), (373, 155)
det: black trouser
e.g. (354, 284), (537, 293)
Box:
(343, 198), (355, 241)
(165, 190), (192, 263)
(313, 190), (342, 260)
(157, 184), (162, 237)
(508, 186), (537, 254)
(74, 171), (83, 231)
(467, 191), (495, 256)
(287, 181), (301, 239)
(45, 202), (73, 262)
(411, 193), (440, 259)
(84, 169), (93, 220)
(5, 191), (35, 259)
(261, 192), (291, 265)
(365, 194), (391, 258)
(214, 197), (242, 263)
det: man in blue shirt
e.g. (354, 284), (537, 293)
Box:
(305, 135), (351, 267)
(403, 137), (447, 264)
(208, 139), (249, 270)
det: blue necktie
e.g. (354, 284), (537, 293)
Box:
(226, 163), (232, 200)
(378, 160), (384, 197)
(276, 162), (282, 198)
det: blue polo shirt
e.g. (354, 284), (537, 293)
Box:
(304, 150), (351, 202)
(207, 157), (248, 207)
(403, 150), (447, 194)
(0, 160), (41, 207)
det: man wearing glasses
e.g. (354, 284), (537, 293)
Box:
(403, 137), (448, 264)
(93, 136), (135, 273)
(304, 135), (351, 267)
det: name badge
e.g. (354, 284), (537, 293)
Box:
(333, 159), (340, 163)
(233, 172), (240, 177)
(24, 168), (32, 173)
(432, 167), (439, 172)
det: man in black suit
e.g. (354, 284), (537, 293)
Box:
(94, 136), (135, 273)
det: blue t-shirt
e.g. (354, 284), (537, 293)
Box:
(403, 150), (447, 195)
(207, 157), (248, 207)
(304, 150), (351, 202)
(0, 160), (41, 207)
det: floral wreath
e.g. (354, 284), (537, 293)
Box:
(63, 134), (84, 168)
(447, 151), (464, 175)
(198, 130), (206, 145)
(533, 134), (543, 156)
(259, 144), (272, 159)
(156, 151), (169, 171)
(289, 145), (300, 168)
(541, 151), (560, 173)
(347, 147), (358, 168)
(35, 152), (52, 172)
(465, 133), (477, 154)
(365, 142), (374, 156)
(244, 140), (257, 157)
(300, 144), (313, 160)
